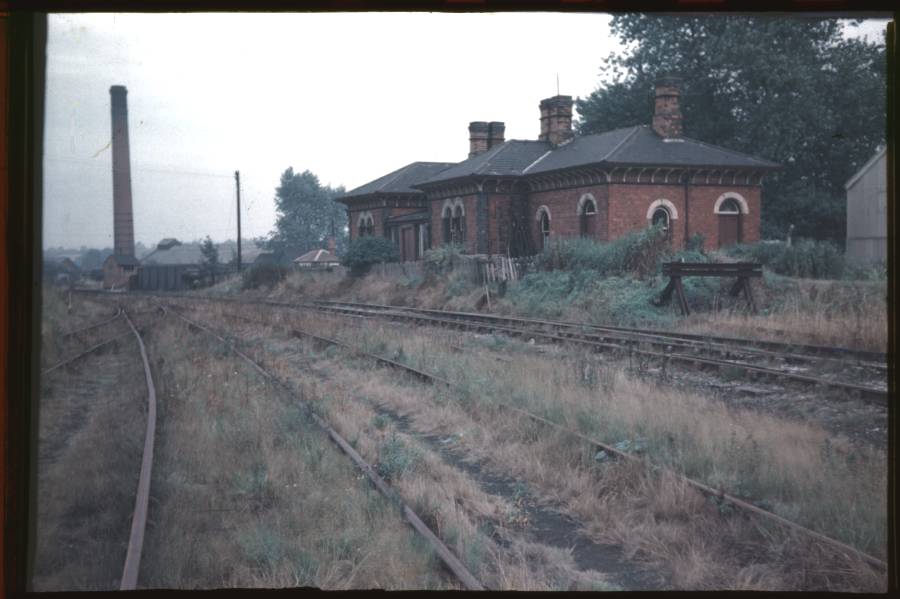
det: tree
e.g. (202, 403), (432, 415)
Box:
(265, 168), (348, 256)
(341, 237), (400, 276)
(200, 235), (219, 285)
(576, 15), (886, 244)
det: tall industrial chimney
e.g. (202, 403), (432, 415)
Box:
(110, 85), (135, 258)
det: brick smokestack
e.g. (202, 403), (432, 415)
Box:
(652, 76), (684, 139)
(487, 121), (505, 150)
(538, 95), (573, 146)
(110, 85), (135, 258)
(468, 121), (489, 157)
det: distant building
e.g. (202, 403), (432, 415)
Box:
(294, 248), (340, 269)
(845, 146), (887, 265)
(137, 238), (201, 291)
(103, 254), (139, 289)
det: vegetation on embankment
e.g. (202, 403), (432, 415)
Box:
(204, 232), (887, 352)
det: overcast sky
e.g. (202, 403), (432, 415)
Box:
(42, 12), (889, 250)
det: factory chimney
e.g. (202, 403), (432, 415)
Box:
(110, 85), (136, 258)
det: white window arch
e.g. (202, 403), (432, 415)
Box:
(714, 192), (749, 215)
(646, 199), (679, 221)
(536, 205), (552, 250)
(577, 193), (597, 215)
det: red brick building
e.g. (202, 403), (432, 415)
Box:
(339, 78), (779, 260)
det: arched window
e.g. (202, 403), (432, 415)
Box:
(718, 198), (741, 214)
(442, 205), (452, 244)
(651, 206), (671, 235)
(579, 197), (598, 238)
(537, 207), (551, 250)
(452, 205), (465, 244)
(357, 212), (375, 238)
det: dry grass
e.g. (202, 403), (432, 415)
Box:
(676, 278), (888, 352)
(176, 301), (621, 590)
(134, 305), (455, 589)
(243, 306), (887, 591)
(32, 294), (147, 591)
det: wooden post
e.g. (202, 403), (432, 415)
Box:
(673, 276), (690, 316)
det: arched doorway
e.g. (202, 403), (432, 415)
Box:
(717, 198), (742, 247)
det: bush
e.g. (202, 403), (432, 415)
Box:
(422, 244), (465, 274)
(341, 237), (400, 276)
(242, 262), (288, 290)
(727, 238), (845, 279)
(535, 225), (670, 279)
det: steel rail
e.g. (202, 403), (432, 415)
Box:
(119, 310), (158, 590)
(253, 310), (887, 573)
(312, 300), (888, 368)
(60, 307), (123, 338)
(41, 330), (134, 376)
(158, 303), (486, 591)
(308, 303), (889, 403)
(126, 293), (889, 399)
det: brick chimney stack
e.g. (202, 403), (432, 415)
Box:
(652, 76), (684, 139)
(110, 85), (135, 258)
(468, 121), (490, 157)
(487, 121), (505, 150)
(538, 95), (574, 146)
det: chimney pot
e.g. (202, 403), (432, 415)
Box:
(652, 76), (684, 138)
(487, 121), (505, 150)
(468, 121), (490, 158)
(538, 95), (573, 146)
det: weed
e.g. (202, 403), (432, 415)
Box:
(376, 432), (420, 482)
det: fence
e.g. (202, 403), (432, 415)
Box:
(367, 255), (529, 285)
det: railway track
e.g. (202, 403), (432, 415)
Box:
(303, 300), (887, 402)
(175, 301), (886, 575)
(156, 301), (486, 591)
(119, 309), (159, 590)
(130, 292), (885, 403)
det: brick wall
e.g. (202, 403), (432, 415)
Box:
(686, 185), (761, 249)
(428, 194), (478, 252)
(607, 183), (686, 249)
(528, 185), (611, 248)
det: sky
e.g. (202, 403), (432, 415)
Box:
(42, 12), (890, 250)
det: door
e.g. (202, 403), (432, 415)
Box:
(718, 214), (740, 247)
(401, 227), (416, 262)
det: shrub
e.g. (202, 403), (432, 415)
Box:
(535, 225), (670, 279)
(727, 238), (845, 279)
(422, 244), (465, 274)
(341, 237), (400, 276)
(685, 232), (706, 253)
(242, 262), (288, 290)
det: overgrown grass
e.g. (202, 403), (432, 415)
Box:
(275, 310), (886, 591)
(134, 306), (452, 589)
(726, 239), (845, 280)
(32, 293), (146, 591)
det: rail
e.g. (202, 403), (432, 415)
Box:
(227, 307), (885, 573)
(119, 310), (158, 590)
(159, 303), (486, 591)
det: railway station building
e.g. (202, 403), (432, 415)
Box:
(338, 78), (780, 260)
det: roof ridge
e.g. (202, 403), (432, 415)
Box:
(601, 126), (644, 162)
(676, 134), (779, 167)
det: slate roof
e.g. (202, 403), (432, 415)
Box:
(141, 244), (205, 266)
(529, 126), (780, 174)
(415, 126), (779, 188)
(340, 161), (456, 200)
(416, 141), (551, 186)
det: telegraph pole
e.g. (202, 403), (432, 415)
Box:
(235, 170), (242, 272)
